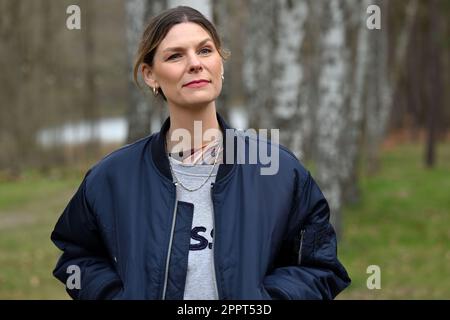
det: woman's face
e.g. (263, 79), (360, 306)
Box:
(142, 22), (224, 109)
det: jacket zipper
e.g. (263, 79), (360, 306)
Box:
(161, 182), (179, 299)
(210, 182), (220, 299)
(297, 229), (305, 265)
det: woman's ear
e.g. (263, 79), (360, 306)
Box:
(141, 63), (158, 89)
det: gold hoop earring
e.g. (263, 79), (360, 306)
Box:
(153, 86), (159, 97)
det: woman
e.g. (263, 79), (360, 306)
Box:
(51, 6), (350, 300)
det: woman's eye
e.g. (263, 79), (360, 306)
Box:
(167, 53), (181, 60)
(199, 48), (212, 55)
(167, 48), (211, 61)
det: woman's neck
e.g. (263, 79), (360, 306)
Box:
(166, 102), (221, 154)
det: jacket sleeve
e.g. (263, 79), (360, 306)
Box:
(261, 170), (351, 300)
(50, 172), (123, 300)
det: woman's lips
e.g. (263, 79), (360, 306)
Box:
(184, 80), (211, 88)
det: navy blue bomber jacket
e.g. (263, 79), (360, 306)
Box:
(51, 112), (351, 300)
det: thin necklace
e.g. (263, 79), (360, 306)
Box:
(165, 137), (222, 192)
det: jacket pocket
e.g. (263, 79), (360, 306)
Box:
(296, 224), (334, 266)
(295, 228), (314, 265)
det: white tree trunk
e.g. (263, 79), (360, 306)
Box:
(315, 0), (350, 236)
(243, 0), (372, 237)
(341, 0), (370, 204)
(125, 0), (168, 143)
(243, 0), (311, 159)
(272, 0), (309, 160)
(243, 0), (278, 130)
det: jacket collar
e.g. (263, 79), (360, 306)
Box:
(151, 111), (235, 184)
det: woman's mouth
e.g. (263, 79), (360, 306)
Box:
(183, 80), (211, 88)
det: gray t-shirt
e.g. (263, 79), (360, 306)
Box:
(169, 156), (219, 300)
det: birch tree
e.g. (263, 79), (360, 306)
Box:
(243, 0), (369, 236)
(341, 0), (370, 204)
(243, 0), (322, 160)
(125, 0), (168, 143)
(314, 0), (353, 236)
(271, 0), (310, 159)
(243, 0), (278, 130)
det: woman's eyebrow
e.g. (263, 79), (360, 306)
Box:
(162, 38), (213, 52)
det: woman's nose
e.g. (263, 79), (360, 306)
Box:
(187, 54), (202, 72)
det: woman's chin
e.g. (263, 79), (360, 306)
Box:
(181, 94), (217, 108)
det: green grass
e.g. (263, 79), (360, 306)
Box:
(337, 143), (450, 299)
(0, 144), (449, 299)
(0, 168), (83, 299)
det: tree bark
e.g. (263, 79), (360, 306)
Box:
(125, 0), (168, 144)
(425, 0), (443, 168)
(314, 0), (351, 237)
(365, 0), (418, 174)
(83, 0), (100, 159)
(243, 0), (278, 130)
(243, 0), (312, 160)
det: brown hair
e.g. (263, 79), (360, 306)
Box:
(133, 6), (230, 100)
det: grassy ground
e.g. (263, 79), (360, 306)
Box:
(337, 143), (450, 299)
(0, 167), (84, 299)
(0, 143), (449, 299)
